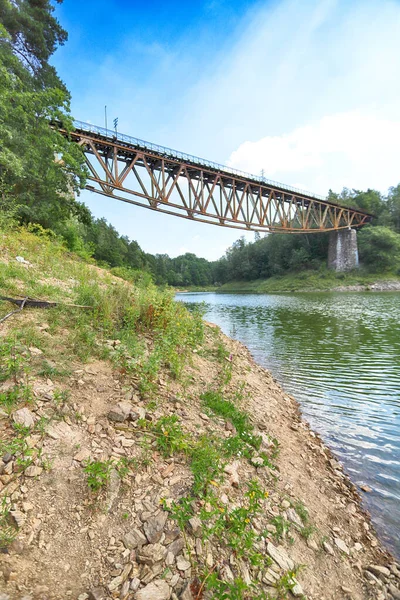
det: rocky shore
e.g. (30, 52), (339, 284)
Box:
(1, 322), (399, 600)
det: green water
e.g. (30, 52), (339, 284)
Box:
(177, 292), (400, 557)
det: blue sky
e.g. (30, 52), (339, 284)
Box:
(52, 0), (400, 259)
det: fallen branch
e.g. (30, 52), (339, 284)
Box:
(0, 295), (93, 325)
(0, 296), (28, 325)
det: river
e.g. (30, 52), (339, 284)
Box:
(176, 291), (400, 558)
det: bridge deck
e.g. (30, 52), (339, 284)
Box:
(63, 120), (373, 233)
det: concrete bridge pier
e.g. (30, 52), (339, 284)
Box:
(328, 229), (359, 271)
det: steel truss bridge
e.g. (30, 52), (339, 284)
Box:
(63, 121), (373, 234)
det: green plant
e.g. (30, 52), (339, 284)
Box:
(0, 498), (17, 550)
(293, 500), (309, 524)
(152, 415), (189, 457)
(83, 459), (113, 492)
(270, 516), (291, 541)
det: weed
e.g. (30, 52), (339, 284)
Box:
(0, 498), (17, 550)
(83, 459), (113, 492)
(299, 524), (317, 540)
(293, 500), (309, 524)
(190, 435), (225, 496)
(153, 415), (189, 457)
(270, 516), (291, 541)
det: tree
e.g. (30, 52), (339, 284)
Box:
(0, 3), (87, 226)
(358, 226), (400, 271)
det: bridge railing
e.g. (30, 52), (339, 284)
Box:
(73, 119), (327, 202)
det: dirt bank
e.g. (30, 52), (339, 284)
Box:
(1, 320), (399, 600)
(0, 228), (399, 600)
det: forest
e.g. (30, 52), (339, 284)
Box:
(1, 1), (400, 288)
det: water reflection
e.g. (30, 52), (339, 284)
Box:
(177, 292), (400, 557)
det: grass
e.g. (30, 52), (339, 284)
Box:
(217, 268), (400, 293)
(0, 498), (17, 550)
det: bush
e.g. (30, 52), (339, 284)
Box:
(358, 226), (400, 271)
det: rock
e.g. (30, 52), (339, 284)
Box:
(307, 538), (319, 551)
(361, 484), (372, 492)
(134, 580), (170, 600)
(137, 543), (166, 565)
(176, 556), (191, 571)
(367, 565), (391, 580)
(24, 465), (43, 477)
(144, 511), (168, 543)
(334, 537), (350, 555)
(88, 588), (106, 600)
(120, 580), (130, 599)
(28, 346), (42, 356)
(130, 579), (140, 592)
(78, 595), (89, 600)
(224, 461), (240, 487)
(10, 509), (26, 528)
(167, 537), (184, 556)
(166, 551), (175, 566)
(286, 508), (303, 527)
(180, 583), (194, 600)
(266, 542), (294, 571)
(9, 539), (24, 554)
(290, 578), (304, 597)
(123, 528), (147, 549)
(281, 499), (291, 509)
(353, 542), (363, 552)
(388, 584), (400, 600)
(107, 402), (133, 422)
(13, 408), (36, 429)
(188, 517), (202, 537)
(106, 468), (121, 512)
(108, 576), (123, 592)
(2, 453), (12, 464)
(323, 541), (334, 555)
(164, 527), (180, 544)
(74, 448), (91, 462)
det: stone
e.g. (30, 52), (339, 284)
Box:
(323, 541), (334, 555)
(134, 580), (170, 600)
(164, 527), (180, 544)
(281, 499), (291, 509)
(78, 595), (89, 600)
(167, 537), (184, 556)
(13, 407), (36, 429)
(188, 517), (202, 537)
(266, 542), (294, 571)
(120, 580), (130, 599)
(334, 537), (350, 555)
(28, 346), (42, 356)
(24, 465), (43, 477)
(307, 538), (319, 551)
(108, 576), (123, 592)
(388, 584), (400, 600)
(290, 578), (304, 597)
(108, 402), (134, 422)
(367, 565), (391, 580)
(176, 556), (191, 571)
(88, 588), (106, 600)
(361, 484), (372, 493)
(123, 528), (147, 549)
(10, 509), (26, 528)
(166, 551), (175, 566)
(74, 448), (91, 462)
(130, 579), (140, 592)
(144, 511), (168, 543)
(286, 508), (303, 527)
(224, 461), (240, 487)
(137, 542), (166, 565)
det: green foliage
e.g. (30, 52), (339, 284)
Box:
(153, 415), (189, 457)
(358, 226), (400, 271)
(83, 459), (113, 492)
(0, 497), (17, 550)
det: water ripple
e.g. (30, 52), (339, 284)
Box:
(177, 291), (400, 558)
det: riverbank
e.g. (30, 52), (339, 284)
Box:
(1, 228), (399, 600)
(215, 270), (400, 293)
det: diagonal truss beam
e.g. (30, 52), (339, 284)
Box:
(60, 124), (373, 234)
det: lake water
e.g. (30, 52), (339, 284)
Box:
(176, 291), (400, 557)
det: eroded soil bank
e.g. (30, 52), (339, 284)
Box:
(1, 322), (399, 600)
(0, 228), (399, 600)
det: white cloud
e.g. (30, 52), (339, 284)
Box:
(227, 111), (400, 194)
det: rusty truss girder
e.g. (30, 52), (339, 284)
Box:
(63, 121), (373, 234)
